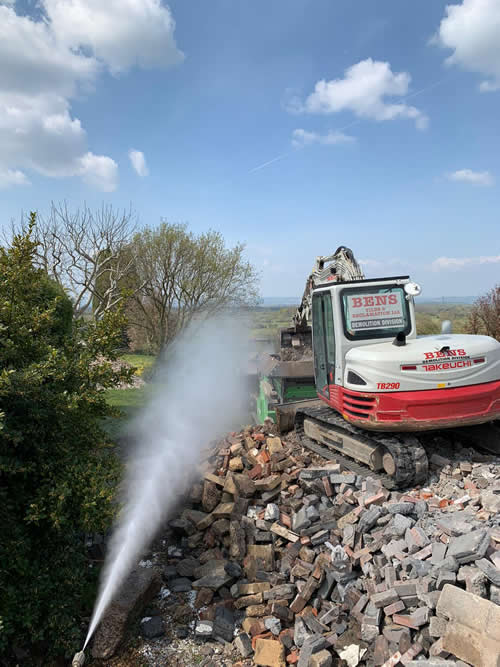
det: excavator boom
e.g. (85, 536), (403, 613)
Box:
(281, 246), (364, 357)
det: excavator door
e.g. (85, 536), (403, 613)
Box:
(312, 292), (336, 399)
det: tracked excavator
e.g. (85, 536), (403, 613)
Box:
(271, 246), (500, 488)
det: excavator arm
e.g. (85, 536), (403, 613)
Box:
(281, 247), (364, 357)
(292, 246), (364, 329)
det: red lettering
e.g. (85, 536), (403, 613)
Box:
(375, 295), (387, 305)
(352, 297), (362, 308)
(448, 350), (456, 357)
(458, 349), (466, 356)
(388, 294), (397, 304)
(424, 352), (434, 360)
(364, 296), (375, 306)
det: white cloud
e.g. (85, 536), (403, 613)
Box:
(0, 1), (182, 190)
(44, 0), (183, 75)
(77, 153), (118, 192)
(295, 59), (428, 130)
(129, 149), (149, 177)
(0, 168), (30, 189)
(447, 169), (494, 186)
(432, 255), (500, 270)
(291, 128), (355, 148)
(435, 0), (500, 92)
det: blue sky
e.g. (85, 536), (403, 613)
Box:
(0, 0), (499, 298)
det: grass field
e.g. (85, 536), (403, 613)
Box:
(120, 353), (156, 376)
(103, 387), (151, 440)
(103, 355), (156, 439)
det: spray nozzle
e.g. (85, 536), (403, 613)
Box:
(72, 650), (85, 666)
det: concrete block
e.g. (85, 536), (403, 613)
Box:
(234, 632), (253, 658)
(437, 584), (500, 667)
(477, 558), (500, 587)
(447, 529), (490, 564)
(298, 636), (327, 667)
(254, 638), (286, 667)
(309, 649), (333, 667)
(91, 568), (162, 659)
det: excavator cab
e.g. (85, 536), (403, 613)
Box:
(310, 276), (500, 432)
(258, 246), (500, 487)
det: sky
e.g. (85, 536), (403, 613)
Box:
(0, 0), (499, 299)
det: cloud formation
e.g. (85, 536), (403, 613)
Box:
(292, 59), (428, 130)
(45, 0), (183, 75)
(129, 149), (149, 177)
(0, 1), (182, 190)
(0, 168), (30, 189)
(447, 169), (494, 186)
(435, 0), (500, 92)
(432, 255), (500, 270)
(291, 129), (355, 148)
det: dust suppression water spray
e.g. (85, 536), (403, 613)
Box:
(82, 316), (250, 651)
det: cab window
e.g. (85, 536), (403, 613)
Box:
(341, 285), (410, 340)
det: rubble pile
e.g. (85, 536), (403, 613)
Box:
(147, 424), (500, 666)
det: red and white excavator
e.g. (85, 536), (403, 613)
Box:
(279, 247), (500, 487)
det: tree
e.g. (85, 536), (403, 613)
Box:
(467, 285), (500, 341)
(14, 202), (138, 319)
(0, 215), (133, 660)
(127, 222), (259, 352)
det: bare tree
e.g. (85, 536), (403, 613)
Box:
(127, 222), (259, 352)
(15, 202), (138, 318)
(467, 285), (500, 341)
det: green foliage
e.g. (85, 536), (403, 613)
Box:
(467, 285), (500, 341)
(415, 303), (471, 335)
(126, 222), (259, 352)
(249, 304), (473, 344)
(0, 214), (133, 661)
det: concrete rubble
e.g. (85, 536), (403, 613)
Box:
(109, 423), (500, 666)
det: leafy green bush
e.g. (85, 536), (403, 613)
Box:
(0, 215), (133, 661)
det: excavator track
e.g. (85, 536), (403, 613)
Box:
(295, 406), (429, 489)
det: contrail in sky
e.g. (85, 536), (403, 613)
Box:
(249, 152), (292, 173)
(249, 73), (454, 174)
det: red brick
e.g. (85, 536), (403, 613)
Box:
(399, 642), (423, 665)
(413, 544), (432, 560)
(322, 476), (333, 497)
(384, 600), (405, 616)
(248, 464), (263, 480)
(364, 490), (386, 507)
(393, 614), (418, 630)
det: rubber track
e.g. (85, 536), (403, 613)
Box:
(295, 406), (429, 490)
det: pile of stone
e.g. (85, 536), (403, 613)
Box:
(94, 423), (500, 666)
(154, 423), (500, 667)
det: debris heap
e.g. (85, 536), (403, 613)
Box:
(143, 424), (500, 666)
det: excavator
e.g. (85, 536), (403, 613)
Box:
(260, 247), (500, 488)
